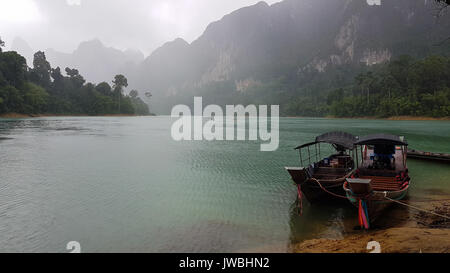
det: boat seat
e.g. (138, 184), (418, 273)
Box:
(315, 167), (348, 174)
(359, 176), (402, 191)
(313, 174), (345, 180)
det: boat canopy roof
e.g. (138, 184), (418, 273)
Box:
(295, 131), (357, 151)
(355, 134), (408, 146)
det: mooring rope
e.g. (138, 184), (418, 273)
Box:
(358, 199), (370, 229)
(310, 178), (348, 199)
(297, 184), (303, 216)
(384, 195), (450, 220)
(305, 178), (450, 221)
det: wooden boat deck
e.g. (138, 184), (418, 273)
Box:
(312, 167), (349, 181)
(359, 175), (402, 191)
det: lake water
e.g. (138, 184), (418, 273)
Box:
(0, 117), (449, 252)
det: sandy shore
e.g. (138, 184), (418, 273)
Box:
(293, 198), (450, 253)
(0, 113), (35, 118)
(294, 227), (450, 253)
(386, 116), (450, 121)
(284, 115), (449, 121)
(323, 115), (450, 121)
(0, 113), (153, 118)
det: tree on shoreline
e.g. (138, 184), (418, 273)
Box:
(0, 37), (4, 52)
(0, 48), (150, 116)
(112, 74), (128, 113)
(30, 51), (51, 88)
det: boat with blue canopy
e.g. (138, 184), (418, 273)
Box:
(343, 134), (411, 229)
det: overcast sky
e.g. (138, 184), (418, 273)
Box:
(0, 0), (281, 56)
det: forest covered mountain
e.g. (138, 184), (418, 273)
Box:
(132, 0), (450, 116)
(3, 0), (450, 117)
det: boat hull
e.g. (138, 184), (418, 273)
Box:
(301, 178), (348, 204)
(285, 167), (348, 204)
(344, 183), (410, 224)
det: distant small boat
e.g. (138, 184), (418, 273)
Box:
(407, 149), (450, 163)
(285, 132), (357, 204)
(343, 134), (410, 229)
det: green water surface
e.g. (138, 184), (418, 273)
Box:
(0, 117), (448, 252)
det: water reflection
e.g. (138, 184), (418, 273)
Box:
(0, 118), (97, 139)
(288, 197), (356, 249)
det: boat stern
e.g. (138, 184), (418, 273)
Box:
(285, 167), (309, 185)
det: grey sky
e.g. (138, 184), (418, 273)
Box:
(0, 0), (281, 56)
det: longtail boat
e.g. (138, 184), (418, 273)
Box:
(407, 149), (450, 163)
(285, 132), (357, 204)
(343, 134), (410, 229)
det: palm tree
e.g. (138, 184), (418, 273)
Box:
(112, 75), (128, 113)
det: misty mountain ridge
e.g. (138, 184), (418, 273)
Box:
(10, 37), (34, 67)
(7, 0), (450, 114)
(132, 0), (450, 113)
(10, 37), (145, 87)
(45, 39), (144, 85)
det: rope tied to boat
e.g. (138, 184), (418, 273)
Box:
(309, 178), (348, 199)
(358, 199), (370, 229)
(297, 184), (303, 216)
(384, 195), (450, 221)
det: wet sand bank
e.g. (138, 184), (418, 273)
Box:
(293, 197), (450, 253)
